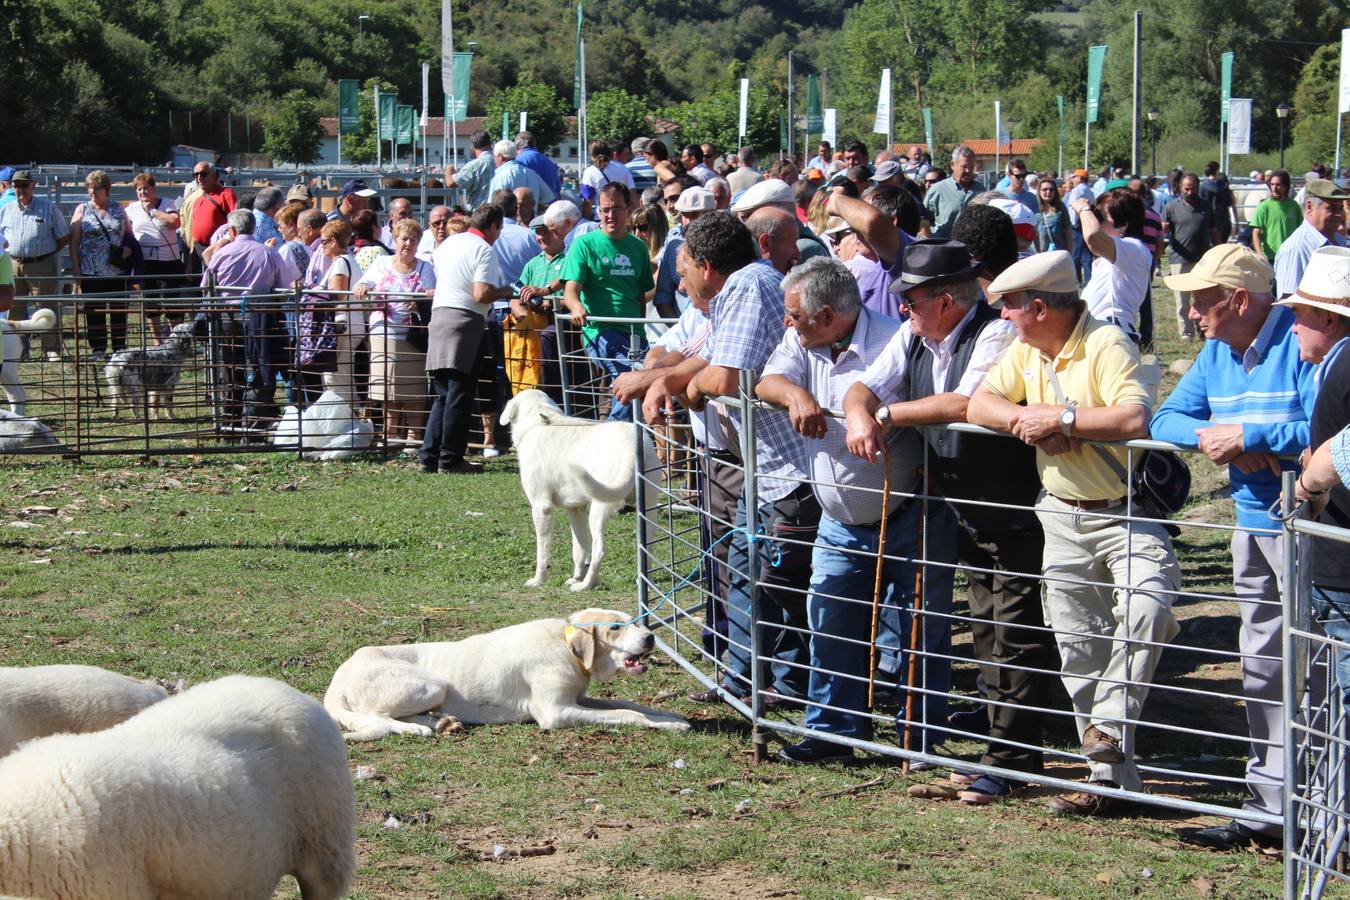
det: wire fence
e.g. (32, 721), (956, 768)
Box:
(606, 365), (1350, 898)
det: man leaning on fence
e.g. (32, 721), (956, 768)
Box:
(754, 256), (925, 765)
(843, 239), (1053, 804)
(1153, 243), (1318, 851)
(0, 171), (69, 360)
(969, 250), (1182, 818)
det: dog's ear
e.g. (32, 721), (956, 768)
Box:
(499, 399), (516, 427)
(569, 625), (598, 674)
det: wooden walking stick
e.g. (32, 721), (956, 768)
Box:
(901, 564), (924, 773)
(868, 439), (892, 708)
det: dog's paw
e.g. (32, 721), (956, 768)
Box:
(569, 580), (597, 592)
(524, 576), (545, 588)
(435, 715), (465, 735)
(651, 717), (692, 731)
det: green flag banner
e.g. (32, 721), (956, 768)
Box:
(1086, 45), (1107, 125)
(573, 3), (584, 108)
(1057, 94), (1065, 143)
(444, 52), (472, 122)
(338, 80), (360, 135)
(395, 103), (415, 145)
(779, 113), (788, 152)
(1220, 52), (1234, 123)
(378, 93), (397, 141)
(922, 107), (934, 155)
(806, 75), (822, 133)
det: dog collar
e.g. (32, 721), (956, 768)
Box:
(563, 625), (591, 677)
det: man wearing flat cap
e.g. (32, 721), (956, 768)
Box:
(843, 239), (1053, 803)
(1152, 242), (1318, 850)
(1274, 178), (1349, 298)
(969, 250), (1181, 818)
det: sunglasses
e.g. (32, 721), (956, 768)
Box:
(635, 224), (650, 233)
(12, 181), (31, 188)
(429, 219), (449, 227)
(193, 171), (211, 178)
(1009, 171), (1027, 179)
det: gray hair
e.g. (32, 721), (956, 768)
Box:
(951, 145), (976, 164)
(706, 177), (730, 199)
(253, 186), (284, 214)
(781, 256), (862, 319)
(946, 279), (982, 309)
(543, 199), (581, 230)
(227, 209), (255, 234)
(738, 146), (757, 166)
(969, 190), (1011, 206)
(1035, 288), (1083, 312)
(299, 208), (326, 230)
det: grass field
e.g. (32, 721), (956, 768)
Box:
(0, 284), (1289, 898)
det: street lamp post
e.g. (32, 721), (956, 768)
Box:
(1147, 106), (1160, 177)
(1277, 102), (1292, 170)
(358, 14), (370, 34)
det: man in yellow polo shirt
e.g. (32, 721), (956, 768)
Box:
(968, 250), (1181, 817)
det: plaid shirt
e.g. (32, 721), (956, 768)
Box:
(704, 260), (808, 502)
(0, 195), (69, 258)
(763, 308), (922, 525)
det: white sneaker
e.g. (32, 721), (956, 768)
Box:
(45, 351), (62, 362)
(482, 447), (501, 459)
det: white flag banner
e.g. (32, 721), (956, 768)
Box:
(441, 0), (454, 94)
(873, 68), (891, 136)
(1228, 98), (1252, 154)
(420, 64), (429, 127)
(1340, 28), (1350, 114)
(995, 100), (1008, 148)
(520, 111), (528, 132)
(738, 79), (749, 143)
(822, 108), (837, 147)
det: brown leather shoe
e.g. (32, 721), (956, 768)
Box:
(1081, 725), (1125, 764)
(1048, 781), (1127, 817)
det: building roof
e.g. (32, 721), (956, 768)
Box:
(895, 139), (1045, 157)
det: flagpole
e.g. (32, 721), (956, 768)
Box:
(580, 37), (588, 188)
(375, 85), (383, 169)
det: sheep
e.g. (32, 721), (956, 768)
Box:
(0, 664), (169, 757)
(0, 674), (356, 900)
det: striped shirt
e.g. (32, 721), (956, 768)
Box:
(702, 260), (808, 502)
(1151, 304), (1318, 529)
(763, 308), (923, 525)
(1274, 221), (1348, 298)
(655, 304), (722, 451)
(0, 195), (69, 258)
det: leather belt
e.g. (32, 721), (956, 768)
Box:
(1051, 494), (1127, 511)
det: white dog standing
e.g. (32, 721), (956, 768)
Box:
(0, 663), (169, 757)
(324, 608), (689, 739)
(0, 308), (57, 415)
(0, 674), (356, 900)
(501, 389), (656, 591)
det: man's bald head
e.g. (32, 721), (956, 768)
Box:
(747, 206), (800, 274)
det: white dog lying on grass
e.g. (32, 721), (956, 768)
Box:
(324, 608), (690, 739)
(0, 674), (356, 900)
(500, 389), (657, 592)
(0, 663), (169, 757)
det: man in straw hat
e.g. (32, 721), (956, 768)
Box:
(1152, 242), (1319, 850)
(969, 249), (1181, 817)
(1287, 248), (1350, 707)
(843, 238), (1052, 803)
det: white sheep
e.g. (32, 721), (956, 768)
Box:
(0, 674), (356, 900)
(0, 664), (169, 757)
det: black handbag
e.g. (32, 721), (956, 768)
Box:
(405, 298), (433, 353)
(89, 205), (131, 272)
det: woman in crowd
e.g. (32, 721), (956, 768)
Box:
(69, 169), (133, 359)
(645, 140), (681, 185)
(580, 139), (636, 206)
(1034, 175), (1073, 254)
(1071, 187), (1152, 343)
(274, 204), (311, 279)
(355, 218), (433, 447)
(350, 209), (390, 273)
(295, 221), (352, 404)
(125, 173), (183, 343)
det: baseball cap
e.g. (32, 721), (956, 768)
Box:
(0, 167), (14, 183)
(869, 160), (903, 182)
(338, 179), (376, 199)
(1306, 178), (1350, 201)
(286, 184), (313, 202)
(674, 187), (716, 213)
(1162, 243), (1274, 294)
(10, 169), (33, 184)
(1073, 168), (1089, 178)
(729, 178), (795, 213)
(988, 198), (1037, 241)
(528, 214), (549, 229)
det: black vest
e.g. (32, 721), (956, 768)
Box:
(908, 302), (1040, 530)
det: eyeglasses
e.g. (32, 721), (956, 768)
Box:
(898, 290), (947, 312)
(635, 224), (650, 233)
(924, 178), (940, 185)
(320, 237), (336, 245)
(429, 218), (448, 227)
(193, 170), (210, 178)
(1009, 171), (1027, 179)
(533, 227), (549, 235)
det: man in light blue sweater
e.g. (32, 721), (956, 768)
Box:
(1152, 243), (1318, 852)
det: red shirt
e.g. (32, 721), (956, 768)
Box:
(190, 186), (237, 246)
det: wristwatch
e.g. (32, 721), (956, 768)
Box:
(1059, 401), (1078, 437)
(874, 404), (892, 427)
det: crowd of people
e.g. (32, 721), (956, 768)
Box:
(3, 138), (1350, 849)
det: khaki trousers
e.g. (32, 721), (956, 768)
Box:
(11, 254), (64, 356)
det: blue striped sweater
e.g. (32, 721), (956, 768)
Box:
(1151, 306), (1317, 530)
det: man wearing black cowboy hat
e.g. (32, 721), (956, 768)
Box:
(842, 239), (1052, 802)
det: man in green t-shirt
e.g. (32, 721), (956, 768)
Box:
(1249, 170), (1303, 261)
(561, 182), (655, 421)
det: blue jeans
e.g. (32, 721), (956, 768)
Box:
(802, 503), (956, 750)
(584, 328), (646, 421)
(720, 492), (816, 700)
(1313, 584), (1350, 702)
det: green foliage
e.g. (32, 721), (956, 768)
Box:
(586, 90), (652, 144)
(1290, 44), (1340, 173)
(662, 86), (780, 158)
(341, 79), (398, 166)
(484, 78), (569, 149)
(261, 90), (323, 164)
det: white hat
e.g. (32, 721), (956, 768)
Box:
(823, 215), (852, 237)
(1276, 246), (1350, 318)
(986, 250), (1079, 297)
(729, 178), (795, 213)
(988, 197), (1036, 229)
(674, 187), (716, 213)
(493, 139), (517, 159)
